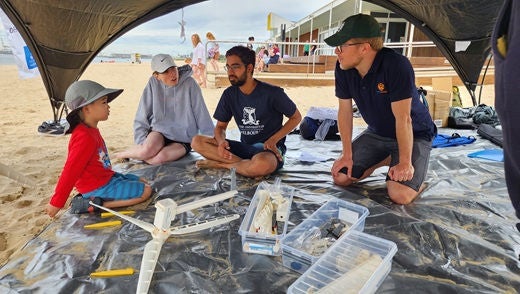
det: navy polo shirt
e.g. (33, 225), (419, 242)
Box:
(335, 47), (435, 141)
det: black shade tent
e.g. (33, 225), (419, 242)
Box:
(0, 0), (504, 122)
(0, 0), (206, 122)
(367, 0), (503, 106)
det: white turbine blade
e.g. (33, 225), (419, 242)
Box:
(136, 238), (164, 294)
(176, 190), (237, 215)
(89, 201), (155, 233)
(170, 214), (240, 235)
(0, 162), (36, 187)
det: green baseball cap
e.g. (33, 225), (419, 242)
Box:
(324, 14), (382, 47)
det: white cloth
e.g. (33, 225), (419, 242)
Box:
(306, 106), (338, 120)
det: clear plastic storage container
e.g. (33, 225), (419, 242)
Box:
(281, 198), (369, 273)
(238, 180), (295, 256)
(287, 230), (397, 294)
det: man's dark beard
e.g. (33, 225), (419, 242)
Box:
(229, 71), (246, 86)
(230, 79), (246, 87)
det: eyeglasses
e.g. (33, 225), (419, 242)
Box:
(336, 42), (366, 53)
(224, 64), (244, 72)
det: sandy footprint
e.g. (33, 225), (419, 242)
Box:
(15, 199), (33, 208)
(0, 232), (7, 251)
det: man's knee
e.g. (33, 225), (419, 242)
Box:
(332, 173), (355, 186)
(387, 182), (419, 204)
(191, 135), (209, 151)
(250, 153), (278, 176)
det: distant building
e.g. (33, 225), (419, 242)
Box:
(269, 0), (443, 60)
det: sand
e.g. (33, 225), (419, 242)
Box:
(0, 61), (495, 266)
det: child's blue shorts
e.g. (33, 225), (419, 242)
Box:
(82, 172), (145, 201)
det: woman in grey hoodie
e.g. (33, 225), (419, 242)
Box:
(114, 54), (214, 165)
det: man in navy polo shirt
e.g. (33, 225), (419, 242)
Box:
(325, 14), (436, 204)
(191, 45), (302, 178)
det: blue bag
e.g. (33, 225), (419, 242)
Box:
(432, 133), (476, 148)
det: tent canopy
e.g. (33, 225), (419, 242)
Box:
(366, 0), (503, 105)
(0, 0), (504, 121)
(0, 0), (206, 121)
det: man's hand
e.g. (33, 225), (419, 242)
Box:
(388, 162), (414, 182)
(263, 137), (282, 161)
(217, 141), (233, 160)
(331, 154), (353, 178)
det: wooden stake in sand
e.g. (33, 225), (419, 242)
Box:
(0, 162), (36, 187)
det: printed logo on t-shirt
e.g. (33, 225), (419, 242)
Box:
(242, 107), (260, 125)
(239, 107), (263, 136)
(98, 148), (112, 169)
(377, 82), (388, 94)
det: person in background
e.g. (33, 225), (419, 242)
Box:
(206, 32), (220, 72)
(267, 43), (280, 66)
(310, 40), (318, 55)
(326, 14), (436, 205)
(46, 80), (152, 218)
(303, 40), (310, 56)
(492, 0), (520, 232)
(190, 33), (207, 87)
(255, 47), (268, 72)
(191, 45), (302, 178)
(114, 54), (214, 165)
(247, 36), (254, 50)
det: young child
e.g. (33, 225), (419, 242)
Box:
(45, 80), (153, 218)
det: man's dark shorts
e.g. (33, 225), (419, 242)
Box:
(340, 130), (432, 191)
(227, 140), (286, 171)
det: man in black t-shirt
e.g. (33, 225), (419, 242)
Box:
(191, 45), (302, 178)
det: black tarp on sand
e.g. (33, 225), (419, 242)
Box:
(0, 129), (519, 293)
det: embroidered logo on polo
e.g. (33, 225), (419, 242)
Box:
(377, 82), (388, 94)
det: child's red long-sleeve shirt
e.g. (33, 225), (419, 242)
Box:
(49, 123), (114, 208)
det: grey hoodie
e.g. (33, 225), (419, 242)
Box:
(133, 65), (214, 144)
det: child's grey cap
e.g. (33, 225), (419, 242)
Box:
(65, 80), (123, 126)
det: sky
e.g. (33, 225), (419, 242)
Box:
(103, 0), (333, 56)
(0, 0), (333, 58)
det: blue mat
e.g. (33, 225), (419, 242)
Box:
(468, 148), (504, 162)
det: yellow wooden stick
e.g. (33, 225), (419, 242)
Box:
(90, 267), (135, 278)
(83, 220), (122, 229)
(100, 210), (135, 218)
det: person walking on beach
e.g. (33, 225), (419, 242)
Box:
(206, 32), (220, 72)
(114, 54), (214, 165)
(46, 80), (153, 218)
(326, 14), (436, 205)
(191, 45), (302, 178)
(190, 33), (207, 87)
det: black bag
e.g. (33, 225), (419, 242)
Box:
(299, 116), (340, 140)
(477, 124), (503, 147)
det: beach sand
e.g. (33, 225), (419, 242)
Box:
(0, 61), (495, 266)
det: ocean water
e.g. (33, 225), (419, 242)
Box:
(0, 54), (151, 65)
(0, 54), (15, 65)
